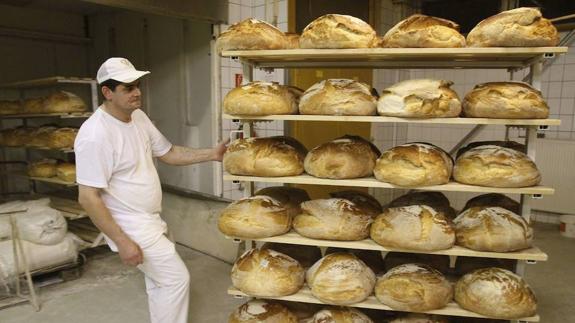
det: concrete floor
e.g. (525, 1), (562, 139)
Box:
(0, 223), (573, 323)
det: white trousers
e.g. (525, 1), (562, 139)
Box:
(137, 235), (190, 323)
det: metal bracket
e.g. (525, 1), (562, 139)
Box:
(538, 125), (549, 131)
(543, 52), (555, 59)
(233, 295), (244, 299)
(232, 180), (240, 184)
(232, 238), (242, 244)
(531, 194), (543, 200)
(526, 260), (537, 265)
(260, 67), (275, 73)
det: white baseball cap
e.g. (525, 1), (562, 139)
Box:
(96, 57), (150, 84)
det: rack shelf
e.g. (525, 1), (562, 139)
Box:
(48, 196), (86, 220)
(223, 114), (561, 126)
(28, 176), (77, 187)
(224, 174), (555, 195)
(0, 112), (92, 119)
(0, 76), (96, 89)
(227, 286), (539, 322)
(227, 231), (547, 261)
(221, 47), (567, 69)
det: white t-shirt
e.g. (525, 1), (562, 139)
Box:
(74, 106), (172, 251)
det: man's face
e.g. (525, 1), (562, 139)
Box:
(103, 81), (142, 112)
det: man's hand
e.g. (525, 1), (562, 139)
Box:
(117, 238), (144, 266)
(211, 138), (230, 162)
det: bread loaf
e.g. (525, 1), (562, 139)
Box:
(388, 191), (456, 219)
(456, 140), (525, 159)
(454, 206), (533, 252)
(462, 193), (520, 214)
(299, 14), (377, 49)
(224, 82), (300, 115)
(377, 79), (461, 118)
(374, 143), (453, 187)
(299, 79), (376, 116)
(453, 145), (540, 187)
(47, 128), (78, 149)
(0, 100), (21, 115)
(278, 301), (320, 321)
(28, 126), (57, 148)
(329, 190), (382, 217)
(261, 242), (322, 269)
(43, 91), (87, 113)
(463, 82), (549, 119)
(255, 186), (310, 214)
(375, 264), (452, 311)
(218, 196), (292, 239)
(224, 136), (307, 177)
(325, 247), (385, 274)
(293, 198), (374, 241)
(2, 127), (35, 147)
(56, 163), (76, 183)
(23, 98), (45, 114)
(302, 307), (374, 323)
(285, 33), (300, 49)
(216, 18), (287, 52)
(383, 252), (450, 274)
(467, 7), (559, 47)
(381, 14), (465, 48)
(306, 253), (376, 305)
(229, 300), (298, 323)
(455, 267), (537, 319)
(389, 314), (449, 323)
(304, 135), (380, 179)
(28, 159), (57, 178)
(231, 248), (305, 297)
(371, 205), (455, 251)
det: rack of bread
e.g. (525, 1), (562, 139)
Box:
(216, 7), (563, 323)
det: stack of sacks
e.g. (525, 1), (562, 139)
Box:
(0, 198), (80, 279)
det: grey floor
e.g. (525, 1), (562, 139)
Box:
(0, 223), (573, 323)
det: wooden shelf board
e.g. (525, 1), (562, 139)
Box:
(223, 114), (561, 126)
(221, 47), (567, 69)
(0, 112), (92, 119)
(227, 286), (539, 322)
(0, 76), (96, 88)
(0, 146), (74, 153)
(226, 231), (547, 261)
(48, 196), (86, 219)
(223, 174), (555, 195)
(29, 176), (77, 187)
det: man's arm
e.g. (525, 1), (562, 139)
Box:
(158, 139), (229, 166)
(78, 185), (143, 266)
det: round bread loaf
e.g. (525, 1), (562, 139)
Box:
(299, 14), (377, 49)
(229, 300), (297, 323)
(43, 91), (87, 113)
(306, 253), (376, 305)
(278, 301), (320, 321)
(23, 98), (45, 114)
(255, 186), (310, 213)
(285, 33), (299, 49)
(383, 252), (450, 274)
(47, 128), (78, 149)
(467, 7), (559, 47)
(218, 196), (292, 239)
(374, 143), (453, 187)
(28, 159), (57, 178)
(299, 79), (376, 116)
(371, 205), (455, 251)
(329, 190), (382, 217)
(377, 79), (461, 118)
(56, 163), (76, 183)
(375, 264), (453, 311)
(262, 243), (322, 269)
(224, 136), (307, 177)
(388, 191), (456, 219)
(0, 100), (21, 115)
(302, 307), (374, 323)
(455, 267), (537, 319)
(463, 82), (549, 119)
(28, 126), (57, 147)
(462, 193), (520, 214)
(216, 18), (287, 52)
(224, 82), (300, 116)
(293, 198), (374, 241)
(2, 127), (35, 147)
(454, 206), (533, 252)
(453, 145), (540, 187)
(456, 140), (525, 159)
(389, 313), (449, 323)
(325, 247), (385, 275)
(304, 135), (380, 179)
(381, 14), (465, 48)
(231, 248), (305, 297)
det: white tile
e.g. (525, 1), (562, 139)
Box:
(559, 116), (573, 131)
(254, 0), (265, 6)
(548, 81), (563, 98)
(228, 3), (241, 24)
(560, 98), (575, 115)
(240, 5), (252, 20)
(564, 64), (575, 81)
(558, 132), (571, 139)
(254, 5), (265, 20)
(566, 53), (575, 65)
(548, 98), (561, 115)
(221, 66), (231, 88)
(549, 65), (564, 82)
(241, 0), (253, 6)
(562, 81), (575, 98)
(278, 0), (287, 24)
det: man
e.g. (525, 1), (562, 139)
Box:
(75, 57), (227, 323)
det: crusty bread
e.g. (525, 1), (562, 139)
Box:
(325, 247), (385, 275)
(1, 127), (36, 147)
(455, 267), (537, 319)
(224, 82), (300, 116)
(381, 14), (465, 48)
(383, 252), (450, 277)
(462, 193), (520, 214)
(224, 136), (307, 177)
(28, 159), (57, 178)
(371, 205), (455, 251)
(454, 206), (533, 252)
(306, 253), (376, 305)
(304, 135), (380, 179)
(261, 242), (321, 269)
(463, 82), (549, 119)
(56, 162), (76, 183)
(299, 14), (377, 49)
(216, 18), (288, 52)
(467, 7), (559, 47)
(374, 143), (453, 187)
(388, 191), (456, 219)
(28, 126), (57, 148)
(43, 91), (87, 113)
(456, 140), (525, 159)
(229, 300), (298, 323)
(285, 33), (300, 49)
(22, 98), (45, 114)
(303, 307), (374, 323)
(375, 264), (453, 311)
(218, 195), (292, 239)
(231, 248), (305, 297)
(453, 145), (541, 187)
(329, 190), (382, 217)
(255, 186), (310, 214)
(0, 100), (22, 115)
(389, 314), (449, 323)
(293, 198), (374, 241)
(377, 79), (461, 118)
(46, 128), (78, 149)
(299, 79), (376, 116)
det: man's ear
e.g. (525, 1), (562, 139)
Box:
(101, 86), (113, 100)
